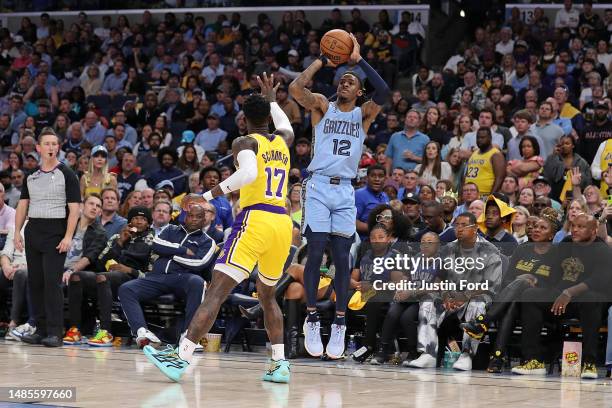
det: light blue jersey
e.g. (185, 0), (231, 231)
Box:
(308, 102), (366, 179)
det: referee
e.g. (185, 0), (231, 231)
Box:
(15, 127), (81, 347)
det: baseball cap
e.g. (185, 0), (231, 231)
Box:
(37, 99), (50, 107)
(295, 137), (310, 146)
(288, 49), (299, 58)
(26, 152), (40, 161)
(533, 176), (550, 186)
(401, 192), (420, 205)
(515, 40), (529, 49)
(222, 21), (231, 27)
(155, 179), (175, 191)
(181, 130), (196, 144)
(594, 101), (609, 110)
(191, 61), (203, 69)
(207, 112), (220, 119)
(91, 145), (108, 157)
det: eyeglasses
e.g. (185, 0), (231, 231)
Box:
(453, 223), (476, 230)
(376, 214), (393, 222)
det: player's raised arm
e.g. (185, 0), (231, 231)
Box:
(202, 136), (258, 201)
(348, 33), (391, 126)
(289, 57), (331, 115)
(258, 72), (295, 147)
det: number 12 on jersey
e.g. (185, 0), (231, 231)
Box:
(264, 167), (286, 198)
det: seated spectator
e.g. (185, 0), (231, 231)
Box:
(200, 166), (233, 230)
(507, 135), (544, 190)
(99, 188), (127, 239)
(356, 165), (389, 239)
(201, 201), (224, 244)
(151, 199), (172, 237)
(406, 212), (502, 370)
(288, 183), (302, 224)
(91, 206), (155, 346)
(478, 195), (518, 256)
(452, 70), (486, 111)
(118, 205), (216, 349)
(147, 147), (186, 197)
(512, 214), (612, 379)
(512, 206), (530, 244)
(61, 194), (110, 346)
(1, 225), (33, 341)
(370, 231), (442, 365)
(414, 200), (456, 242)
(80, 145), (117, 198)
(468, 199), (485, 220)
(460, 109), (505, 154)
(543, 135), (592, 202)
(137, 132), (163, 176)
(462, 208), (562, 373)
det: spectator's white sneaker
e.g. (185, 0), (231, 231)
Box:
(136, 327), (161, 349)
(6, 323), (36, 342)
(303, 319), (324, 357)
(453, 352), (472, 371)
(194, 343), (204, 352)
(325, 324), (346, 359)
(405, 353), (436, 368)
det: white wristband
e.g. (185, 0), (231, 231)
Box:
(203, 191), (213, 201)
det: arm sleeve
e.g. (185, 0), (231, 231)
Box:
(270, 102), (293, 134)
(357, 59), (391, 106)
(19, 176), (30, 200)
(152, 226), (188, 257)
(61, 165), (82, 203)
(218, 149), (258, 194)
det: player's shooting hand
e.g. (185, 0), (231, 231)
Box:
(257, 72), (280, 103)
(348, 33), (361, 64)
(320, 54), (338, 68)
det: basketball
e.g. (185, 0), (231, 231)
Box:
(320, 29), (353, 65)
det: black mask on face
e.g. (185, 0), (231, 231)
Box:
(288, 175), (300, 185)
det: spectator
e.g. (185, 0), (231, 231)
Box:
(460, 109), (505, 154)
(468, 199), (485, 220)
(291, 138), (311, 171)
(513, 214), (611, 378)
(512, 205), (530, 244)
(151, 199), (172, 237)
(95, 206), (155, 346)
(288, 183), (302, 224)
(201, 201), (224, 244)
(99, 187), (127, 239)
(415, 141), (452, 189)
(501, 175), (519, 206)
(6, 170), (25, 208)
(118, 204), (215, 349)
(195, 113), (228, 152)
(82, 111), (107, 146)
(452, 70), (486, 111)
(199, 166), (233, 230)
(414, 200), (456, 242)
(420, 106), (450, 147)
(101, 60), (127, 97)
(464, 127), (506, 197)
(554, 0), (580, 30)
(137, 133), (163, 176)
(507, 135), (544, 190)
(581, 101), (612, 165)
(411, 86), (435, 114)
(116, 153), (144, 201)
(61, 193), (108, 346)
(407, 212), (502, 370)
(543, 135), (592, 202)
(80, 145), (117, 198)
(385, 110), (430, 173)
(479, 195), (518, 256)
(355, 165), (389, 239)
(531, 102), (565, 160)
(397, 169), (420, 200)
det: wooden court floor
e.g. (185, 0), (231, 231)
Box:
(1, 340), (612, 408)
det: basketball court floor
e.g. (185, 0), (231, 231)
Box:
(1, 341), (611, 407)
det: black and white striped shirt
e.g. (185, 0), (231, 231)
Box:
(20, 163), (81, 219)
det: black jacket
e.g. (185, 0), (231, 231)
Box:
(97, 228), (155, 276)
(79, 220), (108, 266)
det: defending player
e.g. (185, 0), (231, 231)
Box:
(144, 74), (295, 383)
(289, 34), (390, 358)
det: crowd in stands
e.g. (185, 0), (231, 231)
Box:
(0, 2), (611, 378)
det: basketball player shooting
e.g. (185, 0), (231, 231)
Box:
(289, 32), (390, 359)
(144, 73), (295, 384)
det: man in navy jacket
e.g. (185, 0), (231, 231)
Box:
(118, 205), (218, 348)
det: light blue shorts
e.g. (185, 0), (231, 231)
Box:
(302, 173), (356, 237)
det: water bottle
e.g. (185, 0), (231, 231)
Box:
(346, 335), (357, 357)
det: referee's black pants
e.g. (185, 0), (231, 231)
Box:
(25, 219), (68, 338)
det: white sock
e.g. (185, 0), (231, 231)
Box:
(271, 344), (285, 361)
(178, 338), (197, 363)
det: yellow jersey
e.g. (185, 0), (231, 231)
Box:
(240, 133), (290, 209)
(465, 147), (500, 196)
(600, 139), (612, 198)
